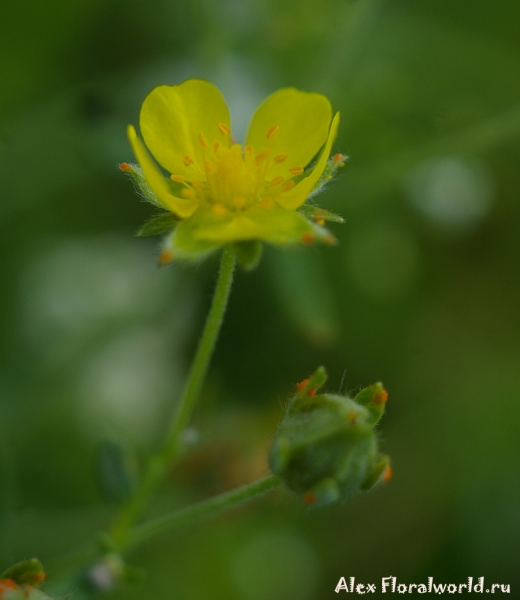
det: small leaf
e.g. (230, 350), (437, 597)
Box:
(137, 213), (178, 237)
(233, 240), (263, 271)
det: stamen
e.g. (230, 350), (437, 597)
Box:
(183, 155), (193, 166)
(281, 180), (296, 192)
(181, 188), (196, 199)
(233, 197), (245, 208)
(212, 204), (228, 216)
(213, 141), (221, 153)
(274, 153), (287, 163)
(192, 180), (205, 191)
(218, 122), (231, 136)
(255, 149), (270, 165)
(266, 125), (279, 139)
(260, 197), (274, 209)
(270, 176), (285, 187)
(198, 133), (208, 149)
(244, 145), (254, 155)
(289, 166), (304, 175)
(204, 160), (216, 174)
(170, 174), (185, 183)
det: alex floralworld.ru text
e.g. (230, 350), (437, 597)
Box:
(335, 577), (510, 594)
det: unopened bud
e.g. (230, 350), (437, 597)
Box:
(269, 367), (390, 506)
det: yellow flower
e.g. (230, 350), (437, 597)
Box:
(125, 79), (342, 263)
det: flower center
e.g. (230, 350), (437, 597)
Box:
(170, 125), (303, 215)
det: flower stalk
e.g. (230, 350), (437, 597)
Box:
(110, 245), (236, 546)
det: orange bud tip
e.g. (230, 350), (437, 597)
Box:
(303, 493), (316, 505)
(119, 163), (132, 172)
(289, 166), (304, 176)
(266, 124), (280, 139)
(374, 389), (389, 405)
(297, 378), (310, 392)
(308, 388), (316, 397)
(159, 250), (173, 266)
(218, 122), (231, 136)
(183, 155), (194, 166)
(382, 464), (392, 483)
(302, 232), (314, 244)
(34, 573), (46, 582)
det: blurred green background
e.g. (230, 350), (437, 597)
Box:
(1, 0), (519, 598)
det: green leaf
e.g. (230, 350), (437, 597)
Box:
(233, 240), (263, 271)
(137, 212), (178, 237)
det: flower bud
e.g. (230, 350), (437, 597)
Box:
(269, 367), (390, 506)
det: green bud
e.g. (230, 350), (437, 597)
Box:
(354, 382), (388, 425)
(269, 367), (390, 506)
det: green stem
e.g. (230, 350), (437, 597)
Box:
(124, 475), (281, 552)
(110, 245), (236, 546)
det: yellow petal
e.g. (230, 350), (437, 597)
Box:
(246, 88), (332, 180)
(276, 112), (340, 210)
(139, 79), (231, 180)
(127, 125), (199, 218)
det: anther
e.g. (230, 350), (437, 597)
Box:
(281, 180), (295, 192)
(260, 197), (274, 209)
(213, 141), (221, 153)
(218, 122), (231, 136)
(274, 153), (287, 163)
(266, 125), (280, 139)
(183, 155), (193, 166)
(270, 176), (285, 187)
(204, 160), (216, 174)
(289, 166), (304, 175)
(181, 188), (196, 199)
(255, 149), (270, 165)
(212, 204), (227, 216)
(198, 133), (208, 149)
(192, 180), (205, 191)
(170, 174), (185, 183)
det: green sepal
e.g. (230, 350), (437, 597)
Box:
(137, 212), (178, 237)
(120, 163), (163, 208)
(298, 204), (344, 224)
(308, 153), (348, 200)
(233, 240), (263, 271)
(360, 454), (390, 491)
(354, 382), (388, 425)
(1, 559), (45, 588)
